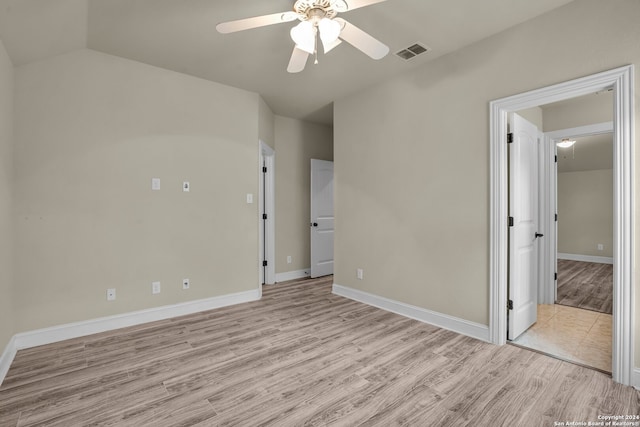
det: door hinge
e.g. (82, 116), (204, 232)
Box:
(508, 216), (514, 227)
(262, 166), (267, 173)
(507, 133), (513, 143)
(262, 260), (268, 267)
(554, 272), (557, 281)
(507, 299), (513, 310)
(262, 213), (267, 220)
(555, 213), (558, 222)
(555, 155), (557, 163)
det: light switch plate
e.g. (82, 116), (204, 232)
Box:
(246, 193), (253, 204)
(183, 182), (190, 192)
(152, 178), (161, 190)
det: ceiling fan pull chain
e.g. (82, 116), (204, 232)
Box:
(314, 32), (319, 64)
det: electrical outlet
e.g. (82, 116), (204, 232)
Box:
(597, 243), (604, 251)
(106, 288), (116, 301)
(151, 178), (161, 190)
(287, 256), (292, 264)
(356, 268), (364, 280)
(152, 281), (161, 294)
(182, 278), (190, 290)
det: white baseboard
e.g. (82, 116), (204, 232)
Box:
(557, 253), (614, 264)
(275, 268), (310, 283)
(0, 335), (17, 387)
(0, 288), (260, 386)
(332, 283), (490, 343)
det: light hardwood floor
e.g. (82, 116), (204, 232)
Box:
(1, 276), (638, 426)
(557, 260), (613, 314)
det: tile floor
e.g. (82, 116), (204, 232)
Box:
(511, 304), (612, 373)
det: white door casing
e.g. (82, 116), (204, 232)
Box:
(259, 141), (275, 286)
(310, 159), (334, 278)
(489, 65), (634, 386)
(508, 113), (540, 340)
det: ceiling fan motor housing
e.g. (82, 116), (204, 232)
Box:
(294, 0), (339, 20)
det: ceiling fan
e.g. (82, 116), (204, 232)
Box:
(216, 0), (390, 73)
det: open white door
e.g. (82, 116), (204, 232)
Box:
(508, 113), (540, 340)
(310, 159), (334, 278)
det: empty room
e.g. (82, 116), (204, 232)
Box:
(0, 0), (639, 425)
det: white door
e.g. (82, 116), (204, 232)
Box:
(508, 113), (540, 340)
(310, 159), (334, 278)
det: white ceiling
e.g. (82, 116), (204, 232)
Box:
(0, 0), (576, 125)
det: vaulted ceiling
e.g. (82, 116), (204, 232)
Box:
(0, 0), (575, 124)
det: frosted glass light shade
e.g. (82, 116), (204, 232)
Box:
(556, 139), (576, 148)
(291, 21), (315, 54)
(319, 18), (340, 44)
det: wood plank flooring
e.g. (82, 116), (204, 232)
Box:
(557, 259), (613, 314)
(1, 276), (638, 426)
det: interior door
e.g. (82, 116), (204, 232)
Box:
(310, 159), (334, 278)
(508, 113), (540, 340)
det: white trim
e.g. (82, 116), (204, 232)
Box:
(489, 65), (634, 386)
(0, 335), (17, 386)
(332, 284), (490, 343)
(557, 253), (614, 265)
(259, 141), (276, 286)
(275, 268), (310, 283)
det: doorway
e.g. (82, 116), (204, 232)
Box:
(489, 65), (634, 386)
(510, 117), (614, 373)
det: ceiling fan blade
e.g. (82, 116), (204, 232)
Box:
(287, 47), (310, 73)
(216, 11), (299, 34)
(335, 18), (389, 60)
(331, 0), (388, 12)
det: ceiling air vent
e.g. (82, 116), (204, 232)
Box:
(395, 43), (430, 61)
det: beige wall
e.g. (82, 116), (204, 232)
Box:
(333, 0), (640, 331)
(558, 169), (613, 258)
(13, 49), (261, 332)
(543, 92), (613, 132)
(0, 39), (14, 351)
(259, 97), (275, 150)
(274, 116), (333, 275)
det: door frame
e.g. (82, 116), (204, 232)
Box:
(489, 65), (634, 385)
(259, 141), (275, 286)
(540, 122), (614, 305)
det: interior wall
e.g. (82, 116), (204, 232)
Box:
(333, 0), (640, 330)
(13, 49), (261, 332)
(274, 116), (333, 275)
(259, 97), (275, 150)
(557, 169), (614, 258)
(0, 39), (14, 351)
(542, 92), (614, 132)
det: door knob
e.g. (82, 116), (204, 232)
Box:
(535, 232), (544, 238)
(312, 222), (318, 227)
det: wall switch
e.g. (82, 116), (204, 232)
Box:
(152, 281), (161, 294)
(287, 256), (292, 264)
(246, 193), (253, 204)
(182, 278), (190, 290)
(356, 268), (364, 280)
(183, 182), (190, 192)
(152, 178), (161, 190)
(597, 243), (604, 251)
(106, 288), (116, 301)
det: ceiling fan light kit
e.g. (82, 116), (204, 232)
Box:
(216, 0), (390, 73)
